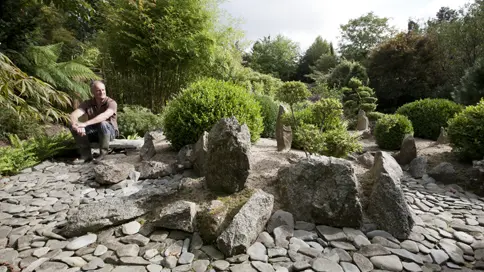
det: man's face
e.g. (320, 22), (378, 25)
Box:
(91, 82), (106, 100)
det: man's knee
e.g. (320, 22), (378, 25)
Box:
(98, 121), (115, 139)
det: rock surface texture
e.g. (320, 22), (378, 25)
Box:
(2, 145), (484, 272)
(205, 117), (252, 194)
(278, 156), (363, 228)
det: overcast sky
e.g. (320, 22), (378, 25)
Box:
(220, 0), (471, 52)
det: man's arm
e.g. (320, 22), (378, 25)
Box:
(70, 108), (86, 128)
(81, 109), (115, 126)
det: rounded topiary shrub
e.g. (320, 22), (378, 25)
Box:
(396, 98), (462, 140)
(253, 94), (279, 138)
(374, 114), (414, 150)
(447, 99), (484, 161)
(162, 78), (263, 150)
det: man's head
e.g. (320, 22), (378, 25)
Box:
(91, 81), (106, 100)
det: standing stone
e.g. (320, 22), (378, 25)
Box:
(278, 156), (363, 228)
(177, 145), (194, 169)
(191, 132), (209, 176)
(205, 117), (251, 194)
(140, 130), (165, 160)
(437, 127), (449, 144)
(362, 151), (403, 203)
(357, 110), (369, 131)
(216, 189), (274, 256)
(394, 135), (417, 165)
(197, 200), (229, 243)
(276, 105), (292, 152)
(366, 173), (414, 240)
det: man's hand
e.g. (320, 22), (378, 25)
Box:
(71, 123), (86, 136)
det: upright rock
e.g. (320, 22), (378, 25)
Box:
(437, 127), (449, 145)
(276, 105), (292, 152)
(177, 145), (194, 169)
(205, 117), (251, 194)
(365, 152), (413, 240)
(409, 156), (427, 179)
(278, 156), (363, 228)
(94, 161), (135, 185)
(472, 158), (484, 184)
(216, 189), (274, 256)
(191, 132), (209, 176)
(140, 131), (165, 160)
(197, 200), (229, 243)
(394, 135), (417, 165)
(356, 110), (369, 131)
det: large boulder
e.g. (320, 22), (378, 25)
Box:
(94, 161), (135, 185)
(190, 132), (209, 176)
(152, 201), (197, 233)
(409, 157), (427, 179)
(216, 189), (274, 256)
(205, 117), (251, 194)
(140, 131), (165, 160)
(394, 135), (417, 165)
(276, 105), (292, 152)
(278, 156), (363, 228)
(366, 173), (415, 240)
(58, 182), (180, 237)
(428, 162), (457, 184)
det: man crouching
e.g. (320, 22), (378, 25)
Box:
(69, 80), (118, 164)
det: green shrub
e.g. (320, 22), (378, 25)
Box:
(448, 99), (484, 161)
(327, 60), (368, 88)
(367, 112), (385, 122)
(253, 94), (279, 138)
(311, 98), (345, 131)
(396, 98), (462, 140)
(0, 132), (75, 176)
(374, 114), (414, 150)
(295, 123), (361, 158)
(118, 105), (164, 138)
(162, 78), (263, 150)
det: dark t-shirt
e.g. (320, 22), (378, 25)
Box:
(78, 97), (118, 132)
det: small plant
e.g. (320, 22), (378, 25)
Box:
(253, 94), (279, 138)
(447, 99), (484, 161)
(162, 78), (263, 150)
(396, 98), (462, 140)
(374, 114), (414, 150)
(118, 105), (164, 138)
(276, 81), (311, 128)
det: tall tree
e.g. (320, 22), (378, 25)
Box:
(367, 32), (451, 111)
(338, 12), (396, 63)
(248, 35), (300, 81)
(98, 0), (238, 111)
(296, 36), (330, 82)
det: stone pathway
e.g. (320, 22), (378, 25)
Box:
(1, 161), (484, 272)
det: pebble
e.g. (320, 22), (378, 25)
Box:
(122, 221), (141, 235)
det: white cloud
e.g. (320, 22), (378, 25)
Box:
(220, 0), (471, 52)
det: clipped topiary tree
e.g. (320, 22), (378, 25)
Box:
(253, 94), (279, 138)
(447, 99), (484, 161)
(162, 78), (263, 150)
(374, 114), (414, 150)
(276, 81), (311, 127)
(396, 98), (462, 140)
(326, 60), (368, 88)
(341, 77), (378, 118)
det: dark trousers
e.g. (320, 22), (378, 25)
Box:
(70, 121), (116, 159)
